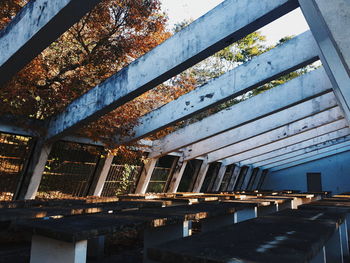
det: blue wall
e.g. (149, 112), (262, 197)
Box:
(263, 150), (350, 194)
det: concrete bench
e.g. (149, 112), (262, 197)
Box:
(148, 210), (344, 263)
(16, 202), (261, 263)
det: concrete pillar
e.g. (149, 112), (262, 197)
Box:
(30, 235), (87, 263)
(135, 158), (157, 194)
(241, 166), (254, 190)
(212, 164), (228, 192)
(192, 158), (209, 192)
(92, 154), (114, 196)
(227, 166), (241, 191)
(299, 0), (350, 122)
(167, 158), (188, 193)
(257, 170), (269, 189)
(251, 169), (263, 190)
(16, 140), (52, 200)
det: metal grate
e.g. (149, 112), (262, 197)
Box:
(101, 164), (142, 196)
(0, 133), (32, 201)
(37, 141), (103, 199)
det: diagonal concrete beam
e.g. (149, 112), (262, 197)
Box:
(299, 0), (350, 122)
(255, 134), (350, 168)
(150, 68), (333, 158)
(192, 157), (209, 192)
(251, 169), (263, 190)
(242, 127), (350, 166)
(0, 0), (101, 86)
(117, 31), (318, 144)
(222, 119), (348, 165)
(207, 106), (343, 163)
(167, 158), (188, 193)
(227, 166), (241, 191)
(182, 92), (338, 161)
(267, 141), (350, 172)
(212, 164), (228, 192)
(45, 0), (298, 141)
(134, 158), (157, 194)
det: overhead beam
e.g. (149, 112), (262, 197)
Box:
(268, 142), (350, 172)
(207, 105), (343, 163)
(299, 0), (350, 122)
(150, 68), (333, 158)
(0, 0), (101, 86)
(243, 127), (350, 166)
(182, 92), (337, 161)
(256, 134), (350, 168)
(117, 31), (318, 144)
(45, 0), (299, 141)
(223, 119), (348, 165)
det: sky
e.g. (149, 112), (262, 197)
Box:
(160, 0), (310, 45)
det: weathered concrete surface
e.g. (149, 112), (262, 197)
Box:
(0, 0), (101, 86)
(212, 165), (227, 192)
(150, 68), (333, 158)
(92, 154), (114, 196)
(16, 140), (52, 200)
(116, 31), (318, 144)
(167, 158), (187, 193)
(192, 158), (209, 192)
(207, 106), (344, 163)
(242, 127), (350, 166)
(268, 143), (350, 172)
(241, 166), (254, 190)
(222, 119), (348, 165)
(45, 0), (298, 141)
(135, 158), (157, 194)
(227, 166), (241, 191)
(299, 0), (350, 122)
(251, 131), (350, 167)
(182, 92), (338, 161)
(264, 140), (350, 170)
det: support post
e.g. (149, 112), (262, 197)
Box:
(135, 158), (157, 194)
(167, 158), (188, 193)
(227, 166), (241, 192)
(251, 169), (263, 190)
(241, 166), (254, 191)
(299, 0), (350, 122)
(212, 164), (228, 192)
(16, 139), (52, 200)
(192, 158), (209, 192)
(92, 154), (114, 197)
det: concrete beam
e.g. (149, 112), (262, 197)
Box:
(227, 166), (241, 191)
(92, 154), (114, 196)
(15, 140), (52, 200)
(0, 0), (100, 86)
(299, 0), (350, 122)
(150, 68), (333, 158)
(250, 129), (350, 167)
(45, 0), (298, 141)
(207, 105), (343, 163)
(268, 142), (350, 172)
(241, 127), (350, 166)
(182, 91), (337, 161)
(212, 164), (228, 192)
(118, 31), (318, 144)
(223, 118), (348, 165)
(167, 158), (188, 193)
(192, 158), (209, 192)
(134, 158), (157, 194)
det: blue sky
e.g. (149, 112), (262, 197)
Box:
(160, 0), (309, 45)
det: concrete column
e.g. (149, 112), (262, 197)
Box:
(241, 166), (254, 190)
(251, 169), (263, 190)
(135, 158), (157, 194)
(30, 235), (87, 263)
(192, 158), (210, 192)
(212, 164), (228, 192)
(299, 0), (350, 122)
(257, 170), (269, 189)
(92, 154), (114, 196)
(167, 158), (188, 193)
(226, 166), (241, 191)
(16, 139), (52, 200)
